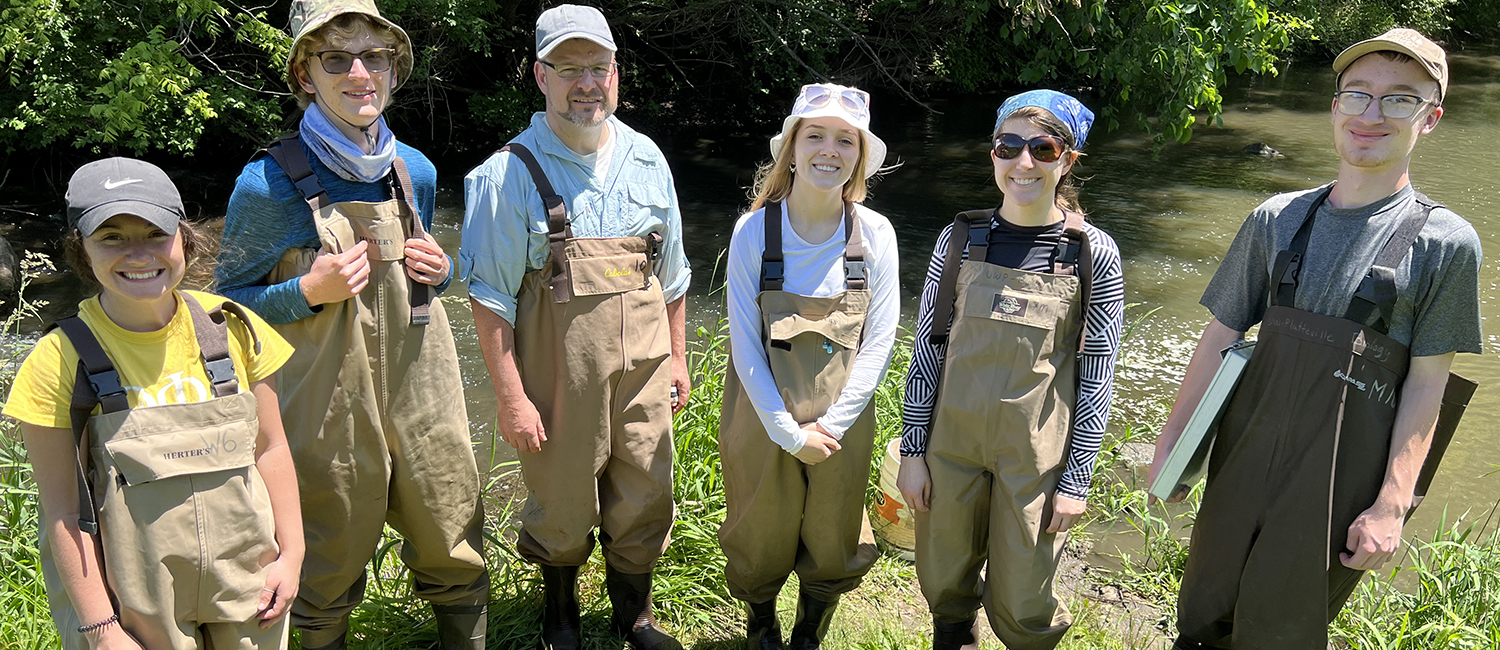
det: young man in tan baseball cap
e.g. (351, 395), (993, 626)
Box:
(1151, 27), (1482, 649)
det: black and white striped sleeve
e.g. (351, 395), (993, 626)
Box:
(1056, 224), (1125, 500)
(901, 224), (961, 457)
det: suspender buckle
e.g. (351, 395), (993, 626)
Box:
(1279, 254), (1302, 287)
(844, 260), (867, 283)
(294, 175), (325, 202)
(203, 357), (237, 388)
(78, 517), (99, 535)
(646, 231), (664, 261)
(762, 260), (785, 286)
(88, 370), (126, 403)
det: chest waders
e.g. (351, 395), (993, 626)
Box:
(261, 134), (488, 649)
(717, 201), (881, 646)
(40, 294), (286, 650)
(1175, 188), (1478, 649)
(917, 210), (1092, 650)
(499, 144), (681, 650)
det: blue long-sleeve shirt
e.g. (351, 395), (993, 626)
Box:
(216, 137), (451, 324)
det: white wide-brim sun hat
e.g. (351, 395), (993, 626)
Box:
(768, 84), (887, 178)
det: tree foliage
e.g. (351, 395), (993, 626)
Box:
(0, 0), (1477, 158)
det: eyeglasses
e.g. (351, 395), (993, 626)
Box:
(793, 84), (871, 122)
(1333, 91), (1434, 120)
(541, 60), (621, 80)
(992, 134), (1068, 163)
(311, 49), (395, 75)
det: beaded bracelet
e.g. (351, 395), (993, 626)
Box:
(77, 613), (119, 634)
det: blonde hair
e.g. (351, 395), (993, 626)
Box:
(750, 118), (869, 210)
(993, 105), (1086, 216)
(291, 13), (413, 108)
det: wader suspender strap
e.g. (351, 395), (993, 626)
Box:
(499, 142), (664, 303)
(49, 295), (245, 535)
(928, 210), (1090, 344)
(760, 201), (867, 292)
(1343, 194), (1439, 333)
(390, 157), (432, 325)
(1271, 187), (1334, 308)
(266, 134), (432, 326)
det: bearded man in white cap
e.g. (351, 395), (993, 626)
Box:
(461, 4), (691, 650)
(1151, 28), (1482, 650)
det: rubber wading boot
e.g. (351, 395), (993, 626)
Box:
(746, 599), (785, 649)
(433, 603), (488, 650)
(787, 591), (840, 649)
(541, 565), (583, 650)
(604, 565), (684, 650)
(931, 617), (979, 650)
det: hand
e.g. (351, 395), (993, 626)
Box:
(498, 395), (547, 453)
(256, 556), (300, 627)
(1146, 440), (1189, 505)
(670, 355), (691, 414)
(1047, 493), (1087, 534)
(94, 624), (145, 650)
(1340, 502), (1404, 571)
(404, 233), (450, 286)
(301, 240), (371, 306)
(897, 455), (932, 512)
(792, 423), (841, 465)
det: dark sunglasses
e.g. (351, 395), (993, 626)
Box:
(992, 133), (1068, 163)
(312, 49), (395, 75)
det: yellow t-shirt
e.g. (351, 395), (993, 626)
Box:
(3, 291), (295, 429)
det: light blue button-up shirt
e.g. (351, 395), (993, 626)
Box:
(460, 113), (692, 324)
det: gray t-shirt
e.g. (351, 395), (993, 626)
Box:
(1201, 184), (1483, 357)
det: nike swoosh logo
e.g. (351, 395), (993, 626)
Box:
(102, 178), (143, 190)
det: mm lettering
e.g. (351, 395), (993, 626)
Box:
(162, 446), (216, 461)
(1370, 379), (1397, 406)
(604, 267), (634, 278)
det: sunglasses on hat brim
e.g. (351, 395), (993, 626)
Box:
(992, 134), (1069, 163)
(794, 84), (871, 122)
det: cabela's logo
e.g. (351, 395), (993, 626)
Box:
(605, 267), (634, 278)
(993, 293), (1029, 317)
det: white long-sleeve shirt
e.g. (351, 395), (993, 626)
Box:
(727, 203), (901, 453)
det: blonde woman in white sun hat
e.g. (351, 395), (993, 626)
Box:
(717, 83), (901, 650)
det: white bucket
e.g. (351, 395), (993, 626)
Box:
(870, 438), (917, 560)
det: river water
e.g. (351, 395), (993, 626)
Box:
(3, 50), (1497, 547)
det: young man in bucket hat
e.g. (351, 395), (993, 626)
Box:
(216, 1), (489, 648)
(461, 4), (691, 649)
(1150, 28), (1482, 649)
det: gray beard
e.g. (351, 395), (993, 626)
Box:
(557, 96), (616, 126)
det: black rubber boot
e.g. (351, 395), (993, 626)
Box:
(541, 565), (583, 650)
(745, 598), (785, 650)
(786, 591), (839, 649)
(433, 603), (487, 650)
(931, 617), (979, 650)
(604, 565), (684, 650)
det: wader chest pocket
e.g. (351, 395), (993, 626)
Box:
(766, 311), (864, 352)
(352, 215), (408, 261)
(569, 251), (650, 296)
(98, 423), (256, 486)
(965, 288), (1058, 330)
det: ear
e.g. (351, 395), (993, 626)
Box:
(294, 60), (317, 96)
(1059, 150), (1081, 177)
(534, 61), (548, 95)
(1418, 105), (1444, 135)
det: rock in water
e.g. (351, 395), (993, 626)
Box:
(1243, 142), (1285, 159)
(0, 236), (16, 316)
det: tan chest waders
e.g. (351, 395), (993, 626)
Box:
(917, 210), (1092, 650)
(717, 201), (881, 606)
(262, 134), (487, 647)
(498, 143), (676, 574)
(40, 294), (286, 650)
(1176, 188), (1478, 650)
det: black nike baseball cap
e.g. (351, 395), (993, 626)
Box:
(65, 157), (184, 236)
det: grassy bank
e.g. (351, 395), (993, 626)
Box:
(1, 276), (1497, 649)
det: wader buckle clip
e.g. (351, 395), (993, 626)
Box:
(762, 260), (785, 287)
(203, 357), (237, 387)
(87, 370), (126, 403)
(844, 260), (867, 283)
(78, 517), (99, 535)
(646, 231), (664, 261)
(1279, 253), (1302, 287)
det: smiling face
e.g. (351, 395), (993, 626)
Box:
(790, 116), (862, 197)
(534, 38), (619, 127)
(295, 27), (394, 129)
(992, 115), (1077, 209)
(81, 215), (186, 308)
(1333, 53), (1443, 172)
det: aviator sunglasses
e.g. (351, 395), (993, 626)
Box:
(992, 133), (1068, 163)
(311, 48), (396, 75)
(794, 85), (871, 122)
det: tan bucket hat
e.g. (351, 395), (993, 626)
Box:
(1333, 28), (1448, 100)
(286, 0), (413, 93)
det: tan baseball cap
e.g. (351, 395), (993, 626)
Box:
(1333, 28), (1448, 100)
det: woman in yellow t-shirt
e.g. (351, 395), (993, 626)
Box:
(4, 158), (303, 650)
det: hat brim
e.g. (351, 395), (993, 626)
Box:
(75, 201), (182, 237)
(285, 10), (414, 94)
(1332, 40), (1447, 97)
(537, 32), (618, 60)
(768, 110), (887, 179)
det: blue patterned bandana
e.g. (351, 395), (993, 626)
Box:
(994, 90), (1095, 150)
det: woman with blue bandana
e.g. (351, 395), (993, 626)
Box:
(897, 90), (1124, 649)
(215, 1), (489, 648)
